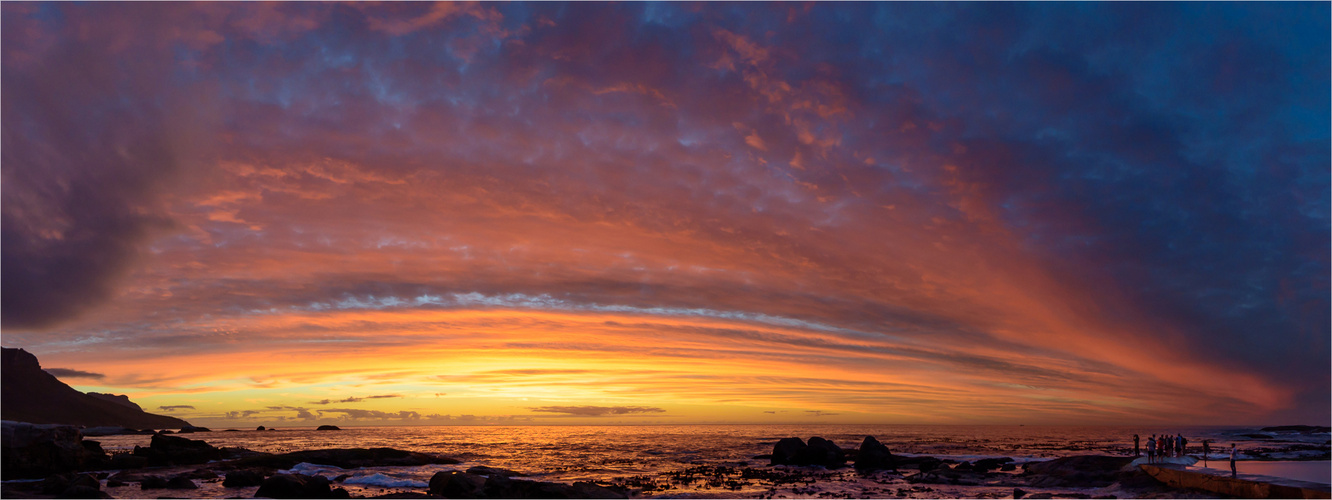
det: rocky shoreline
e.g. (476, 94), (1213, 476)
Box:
(2, 425), (1253, 499)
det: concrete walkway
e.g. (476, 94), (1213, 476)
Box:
(1141, 463), (1331, 499)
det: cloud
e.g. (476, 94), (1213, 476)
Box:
(309, 394), (403, 404)
(158, 405), (196, 412)
(2, 3), (1325, 426)
(318, 408), (421, 420)
(225, 410), (262, 418)
(44, 368), (105, 380)
(527, 405), (666, 417)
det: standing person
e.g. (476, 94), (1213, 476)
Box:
(1147, 435), (1156, 463)
(1203, 440), (1211, 467)
(1134, 434), (1140, 457)
(1177, 434), (1186, 458)
(1229, 443), (1238, 476)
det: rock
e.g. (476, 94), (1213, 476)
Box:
(222, 469), (267, 487)
(42, 473), (97, 494)
(165, 476), (197, 489)
(430, 471), (487, 498)
(131, 433), (226, 465)
(1001, 463), (1017, 471)
(140, 475), (169, 489)
(1, 421), (108, 478)
(919, 459), (945, 472)
(973, 457), (1013, 472)
(177, 425), (211, 433)
(55, 484), (109, 499)
(316, 425), (342, 431)
(1023, 456), (1135, 488)
(771, 437), (807, 465)
(1027, 493), (1054, 499)
(854, 436), (894, 471)
(482, 474), (627, 499)
(795, 437), (845, 467)
(256, 426), (266, 431)
(255, 473), (334, 499)
(175, 468), (218, 480)
(466, 465), (524, 477)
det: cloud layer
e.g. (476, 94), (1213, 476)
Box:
(2, 3), (1326, 426)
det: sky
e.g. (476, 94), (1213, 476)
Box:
(2, 2), (1328, 428)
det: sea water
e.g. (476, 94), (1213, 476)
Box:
(76, 424), (1332, 498)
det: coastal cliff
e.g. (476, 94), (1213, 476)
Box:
(1, 347), (190, 429)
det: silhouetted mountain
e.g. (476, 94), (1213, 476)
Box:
(87, 392), (142, 411)
(1, 347), (189, 429)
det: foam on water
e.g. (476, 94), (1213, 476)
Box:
(342, 473), (428, 488)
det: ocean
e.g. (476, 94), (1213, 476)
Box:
(76, 424), (1332, 498)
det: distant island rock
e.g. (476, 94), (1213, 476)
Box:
(316, 425), (342, 431)
(1, 347), (190, 429)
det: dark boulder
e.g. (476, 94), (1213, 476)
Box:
(483, 474), (626, 499)
(795, 437), (845, 467)
(132, 433), (226, 465)
(854, 436), (894, 471)
(222, 469), (267, 487)
(165, 476), (198, 489)
(55, 484), (109, 499)
(42, 473), (100, 495)
(139, 475), (169, 489)
(1, 421), (108, 478)
(177, 425), (211, 433)
(255, 473), (335, 499)
(430, 471), (487, 498)
(466, 465), (524, 477)
(256, 426), (266, 431)
(771, 437), (807, 465)
(316, 425), (342, 431)
(1023, 456), (1135, 488)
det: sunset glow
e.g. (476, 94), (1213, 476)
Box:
(3, 2), (1327, 428)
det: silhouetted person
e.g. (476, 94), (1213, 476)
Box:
(1230, 443), (1237, 476)
(1133, 434), (1140, 457)
(1147, 435), (1156, 463)
(1203, 440), (1210, 466)
(1177, 433), (1186, 458)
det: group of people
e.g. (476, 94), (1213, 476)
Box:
(1133, 433), (1189, 463)
(1132, 433), (1240, 476)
